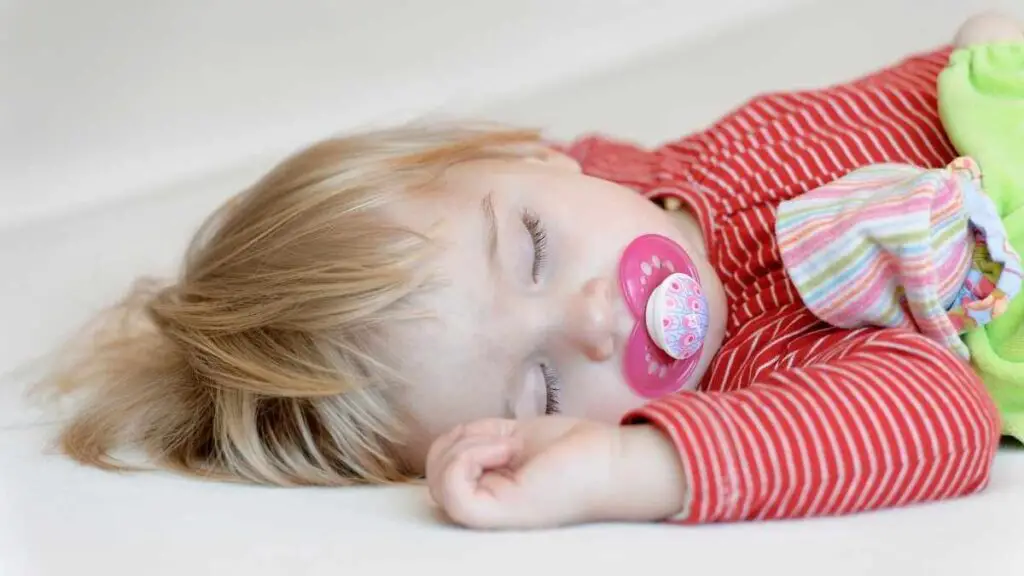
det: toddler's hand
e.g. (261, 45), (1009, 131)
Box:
(425, 417), (687, 529)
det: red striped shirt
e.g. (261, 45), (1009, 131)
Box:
(566, 47), (1000, 523)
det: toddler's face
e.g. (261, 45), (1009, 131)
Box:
(390, 153), (726, 465)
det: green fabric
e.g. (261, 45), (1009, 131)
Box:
(939, 43), (1024, 442)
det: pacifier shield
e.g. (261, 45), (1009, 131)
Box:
(619, 234), (706, 398)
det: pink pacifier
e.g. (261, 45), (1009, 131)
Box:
(619, 234), (709, 398)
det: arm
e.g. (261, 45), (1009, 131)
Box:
(623, 328), (1001, 523)
(424, 328), (998, 529)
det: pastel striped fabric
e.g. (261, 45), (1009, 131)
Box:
(775, 157), (976, 359)
(565, 47), (1000, 523)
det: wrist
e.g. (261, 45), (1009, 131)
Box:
(604, 424), (688, 522)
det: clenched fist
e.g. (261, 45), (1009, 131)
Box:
(425, 416), (688, 529)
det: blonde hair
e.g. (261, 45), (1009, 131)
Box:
(43, 123), (545, 486)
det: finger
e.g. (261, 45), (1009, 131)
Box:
(437, 435), (516, 490)
(429, 434), (517, 507)
(439, 440), (520, 525)
(425, 424), (468, 504)
(426, 419), (513, 483)
(426, 424), (465, 468)
(464, 458), (585, 531)
(445, 463), (559, 530)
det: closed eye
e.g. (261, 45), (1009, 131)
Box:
(541, 363), (561, 415)
(522, 209), (548, 282)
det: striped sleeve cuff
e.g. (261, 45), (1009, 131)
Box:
(622, 392), (741, 524)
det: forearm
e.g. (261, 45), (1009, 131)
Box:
(605, 424), (688, 522)
(622, 331), (1000, 524)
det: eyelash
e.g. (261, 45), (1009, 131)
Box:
(541, 363), (561, 415)
(522, 209), (548, 282)
(522, 209), (559, 414)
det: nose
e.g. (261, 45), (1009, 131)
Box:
(561, 277), (616, 362)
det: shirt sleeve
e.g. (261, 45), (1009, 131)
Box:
(622, 327), (1000, 523)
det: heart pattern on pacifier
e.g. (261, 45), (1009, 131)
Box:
(645, 272), (708, 361)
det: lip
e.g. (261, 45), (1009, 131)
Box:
(618, 234), (704, 398)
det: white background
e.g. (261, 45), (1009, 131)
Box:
(4, 1), (1024, 575)
(4, 0), (811, 231)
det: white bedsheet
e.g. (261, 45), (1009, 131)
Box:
(5, 1), (1024, 574)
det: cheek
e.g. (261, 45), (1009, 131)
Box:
(557, 201), (673, 279)
(510, 370), (546, 419)
(402, 374), (508, 440)
(557, 188), (671, 242)
(563, 364), (648, 423)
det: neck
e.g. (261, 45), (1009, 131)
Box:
(666, 206), (707, 259)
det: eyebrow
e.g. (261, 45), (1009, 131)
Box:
(480, 192), (517, 418)
(481, 191), (500, 272)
